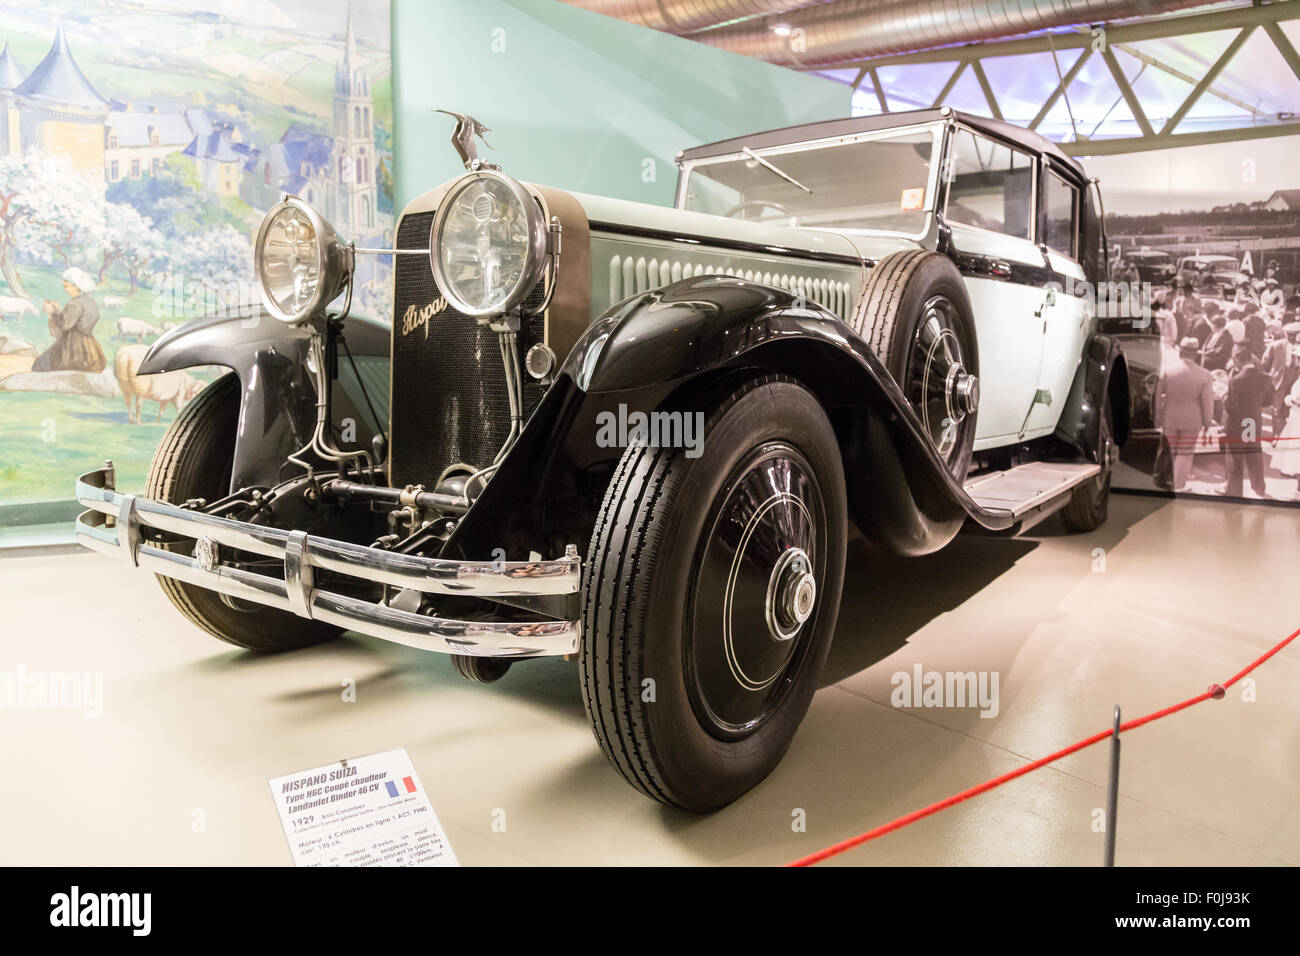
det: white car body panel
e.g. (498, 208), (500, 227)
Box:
(1027, 249), (1091, 435)
(947, 223), (1053, 447)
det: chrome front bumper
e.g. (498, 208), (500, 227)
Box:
(74, 464), (581, 657)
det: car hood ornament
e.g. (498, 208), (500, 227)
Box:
(437, 109), (498, 171)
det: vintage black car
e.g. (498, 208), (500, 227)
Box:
(1123, 249), (1176, 285)
(76, 109), (1130, 810)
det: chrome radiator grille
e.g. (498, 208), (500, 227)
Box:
(389, 211), (547, 489)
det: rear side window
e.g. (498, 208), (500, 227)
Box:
(1043, 169), (1078, 257)
(944, 129), (1034, 239)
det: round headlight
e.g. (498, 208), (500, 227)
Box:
(255, 197), (348, 324)
(430, 170), (548, 317)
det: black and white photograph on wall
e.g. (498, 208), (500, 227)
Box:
(1091, 135), (1300, 502)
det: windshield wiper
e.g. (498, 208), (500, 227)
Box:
(742, 147), (813, 195)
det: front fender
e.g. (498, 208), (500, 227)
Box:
(442, 276), (1016, 581)
(138, 313), (390, 492)
(566, 273), (855, 392)
(140, 312), (301, 376)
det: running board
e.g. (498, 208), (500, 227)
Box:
(963, 461), (1101, 519)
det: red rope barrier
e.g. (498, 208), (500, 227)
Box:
(787, 625), (1300, 867)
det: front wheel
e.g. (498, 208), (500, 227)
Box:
(146, 372), (342, 652)
(580, 376), (847, 811)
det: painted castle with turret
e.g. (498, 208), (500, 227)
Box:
(0, 9), (383, 238)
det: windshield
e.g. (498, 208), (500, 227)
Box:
(680, 125), (939, 235)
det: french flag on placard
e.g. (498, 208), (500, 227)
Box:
(385, 777), (418, 798)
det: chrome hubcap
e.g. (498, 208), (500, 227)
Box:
(951, 368), (979, 417)
(908, 295), (976, 467)
(767, 547), (816, 641)
(687, 443), (825, 738)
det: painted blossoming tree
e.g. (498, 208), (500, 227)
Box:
(0, 151), (180, 302)
(0, 152), (85, 299)
(162, 225), (255, 318)
(0, 148), (244, 308)
(13, 160), (103, 272)
(91, 204), (170, 296)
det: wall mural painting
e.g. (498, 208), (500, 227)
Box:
(0, 1), (393, 504)
(1089, 136), (1300, 505)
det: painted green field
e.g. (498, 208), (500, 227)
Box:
(0, 390), (171, 499)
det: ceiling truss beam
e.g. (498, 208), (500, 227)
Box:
(1028, 47), (1092, 131)
(1100, 46), (1153, 137)
(931, 61), (967, 107)
(869, 67), (889, 113)
(840, 2), (1300, 157)
(1060, 119), (1300, 156)
(969, 59), (1003, 120)
(826, 2), (1300, 73)
(1263, 19), (1300, 86)
(1108, 38), (1263, 118)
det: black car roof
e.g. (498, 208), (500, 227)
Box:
(679, 108), (1089, 184)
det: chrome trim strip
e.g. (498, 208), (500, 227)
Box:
(75, 508), (580, 658)
(79, 510), (297, 612)
(75, 468), (580, 598)
(73, 465), (581, 659)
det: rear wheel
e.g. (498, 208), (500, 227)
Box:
(853, 249), (980, 481)
(580, 376), (847, 811)
(146, 372), (341, 652)
(1061, 389), (1115, 533)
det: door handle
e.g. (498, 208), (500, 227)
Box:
(1035, 288), (1056, 318)
(988, 260), (1012, 279)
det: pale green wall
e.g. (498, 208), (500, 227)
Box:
(392, 0), (848, 211)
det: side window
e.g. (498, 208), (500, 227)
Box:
(1043, 169), (1078, 258)
(944, 129), (1034, 239)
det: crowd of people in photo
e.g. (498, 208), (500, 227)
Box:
(1148, 259), (1300, 500)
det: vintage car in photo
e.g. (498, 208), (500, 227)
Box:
(1123, 248), (1176, 286)
(1176, 253), (1248, 297)
(75, 108), (1130, 811)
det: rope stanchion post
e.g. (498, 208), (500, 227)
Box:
(1103, 705), (1121, 868)
(788, 625), (1299, 867)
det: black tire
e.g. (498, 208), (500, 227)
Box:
(1060, 389), (1115, 533)
(853, 249), (980, 481)
(580, 376), (847, 811)
(145, 372), (341, 652)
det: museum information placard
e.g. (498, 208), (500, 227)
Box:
(269, 748), (458, 867)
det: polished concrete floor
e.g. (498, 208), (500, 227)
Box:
(1, 493), (1297, 866)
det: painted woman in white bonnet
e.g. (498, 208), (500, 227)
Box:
(31, 267), (106, 373)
